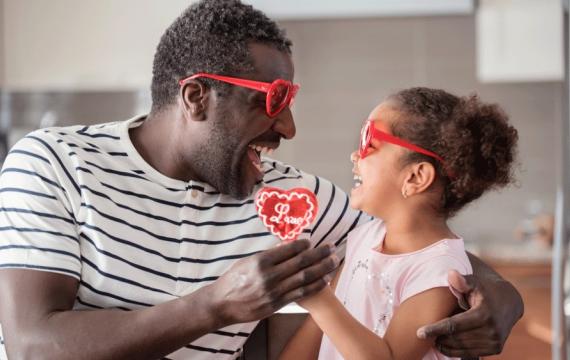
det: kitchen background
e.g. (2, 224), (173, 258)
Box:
(0, 0), (565, 359)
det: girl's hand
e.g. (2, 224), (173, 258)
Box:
(297, 285), (334, 312)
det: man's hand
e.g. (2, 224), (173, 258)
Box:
(209, 240), (339, 326)
(417, 270), (524, 358)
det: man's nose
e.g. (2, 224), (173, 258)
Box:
(271, 108), (296, 140)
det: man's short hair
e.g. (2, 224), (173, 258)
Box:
(150, 0), (293, 112)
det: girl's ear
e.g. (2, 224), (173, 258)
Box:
(401, 162), (436, 198)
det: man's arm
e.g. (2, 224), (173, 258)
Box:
(0, 269), (219, 360)
(417, 252), (524, 358)
(0, 240), (338, 360)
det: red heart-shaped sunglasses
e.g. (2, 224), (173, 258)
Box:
(359, 120), (453, 177)
(179, 73), (300, 118)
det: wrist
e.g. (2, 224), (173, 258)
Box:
(191, 283), (229, 331)
(306, 287), (335, 314)
(309, 291), (343, 329)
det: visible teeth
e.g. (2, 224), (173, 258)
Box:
(249, 144), (261, 153)
(249, 144), (274, 154)
(353, 174), (362, 187)
(249, 144), (276, 155)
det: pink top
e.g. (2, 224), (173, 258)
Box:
(318, 219), (473, 360)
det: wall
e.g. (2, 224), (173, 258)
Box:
(0, 0), (472, 91)
(275, 15), (561, 245)
(2, 0), (189, 90)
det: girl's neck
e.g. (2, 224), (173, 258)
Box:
(379, 211), (457, 255)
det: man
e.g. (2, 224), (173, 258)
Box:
(0, 1), (522, 359)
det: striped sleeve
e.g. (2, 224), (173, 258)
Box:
(306, 173), (371, 259)
(0, 131), (81, 279)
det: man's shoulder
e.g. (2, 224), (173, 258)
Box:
(10, 117), (137, 159)
(3, 118), (137, 177)
(16, 121), (125, 145)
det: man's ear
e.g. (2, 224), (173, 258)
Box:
(179, 80), (209, 121)
(401, 162), (437, 197)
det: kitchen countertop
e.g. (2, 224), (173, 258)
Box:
(466, 239), (552, 264)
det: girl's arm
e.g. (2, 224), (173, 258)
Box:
(278, 314), (323, 360)
(278, 264), (344, 360)
(417, 254), (524, 357)
(304, 286), (457, 360)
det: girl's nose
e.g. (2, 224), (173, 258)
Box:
(350, 151), (359, 164)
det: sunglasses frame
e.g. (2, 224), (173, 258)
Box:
(179, 73), (300, 118)
(359, 119), (446, 164)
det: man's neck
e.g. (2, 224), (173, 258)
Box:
(130, 109), (199, 183)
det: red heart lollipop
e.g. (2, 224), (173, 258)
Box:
(255, 187), (319, 242)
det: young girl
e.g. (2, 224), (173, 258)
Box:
(279, 87), (518, 360)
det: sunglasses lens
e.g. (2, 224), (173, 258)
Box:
(360, 122), (371, 155)
(267, 81), (290, 116)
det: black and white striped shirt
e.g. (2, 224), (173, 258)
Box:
(0, 115), (367, 359)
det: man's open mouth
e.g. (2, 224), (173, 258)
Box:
(247, 143), (276, 175)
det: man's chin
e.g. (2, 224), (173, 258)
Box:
(214, 161), (259, 199)
(218, 177), (255, 200)
(236, 181), (256, 199)
(224, 187), (253, 200)
(232, 164), (262, 199)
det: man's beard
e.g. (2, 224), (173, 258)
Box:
(193, 121), (249, 199)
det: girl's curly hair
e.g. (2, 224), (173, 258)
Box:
(389, 87), (519, 217)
